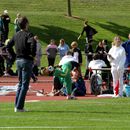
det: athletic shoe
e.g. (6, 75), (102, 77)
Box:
(14, 108), (28, 112)
(66, 96), (77, 100)
(46, 92), (55, 96)
(32, 77), (38, 83)
(112, 94), (123, 98)
(36, 91), (44, 96)
(3, 73), (10, 77)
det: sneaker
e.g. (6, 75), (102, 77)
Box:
(36, 91), (44, 96)
(112, 94), (123, 98)
(3, 73), (10, 77)
(32, 77), (38, 83)
(14, 107), (28, 112)
(118, 94), (123, 98)
(112, 94), (118, 98)
(46, 92), (55, 96)
(66, 95), (77, 100)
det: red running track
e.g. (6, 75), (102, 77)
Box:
(0, 76), (111, 102)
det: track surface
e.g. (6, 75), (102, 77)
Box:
(0, 76), (111, 102)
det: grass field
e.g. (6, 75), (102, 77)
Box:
(1, 0), (130, 46)
(1, 98), (130, 130)
(1, 1), (130, 129)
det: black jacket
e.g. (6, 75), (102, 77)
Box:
(72, 48), (82, 64)
(81, 25), (97, 37)
(7, 30), (36, 61)
(2, 14), (10, 31)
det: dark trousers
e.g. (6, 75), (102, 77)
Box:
(3, 30), (9, 42)
(0, 56), (5, 75)
(33, 65), (39, 76)
(47, 57), (55, 66)
(15, 59), (33, 109)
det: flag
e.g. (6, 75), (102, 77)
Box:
(115, 80), (119, 95)
(89, 67), (92, 73)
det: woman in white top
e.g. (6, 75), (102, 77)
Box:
(107, 36), (126, 97)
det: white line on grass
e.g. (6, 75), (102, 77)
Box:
(0, 126), (129, 129)
(0, 126), (113, 129)
(25, 100), (40, 102)
(0, 116), (129, 123)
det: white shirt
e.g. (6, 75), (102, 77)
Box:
(88, 59), (107, 74)
(59, 55), (77, 66)
(107, 45), (126, 69)
(73, 52), (79, 63)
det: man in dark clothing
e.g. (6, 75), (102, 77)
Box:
(7, 16), (36, 112)
(2, 10), (10, 42)
(0, 15), (5, 75)
(84, 43), (94, 79)
(78, 20), (97, 44)
(0, 14), (5, 43)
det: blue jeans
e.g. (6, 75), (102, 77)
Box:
(15, 59), (33, 109)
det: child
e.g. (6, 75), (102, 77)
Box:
(71, 68), (86, 96)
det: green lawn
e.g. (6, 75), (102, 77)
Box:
(0, 2), (130, 129)
(1, 98), (130, 130)
(1, 0), (130, 47)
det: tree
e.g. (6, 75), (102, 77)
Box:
(67, 0), (72, 17)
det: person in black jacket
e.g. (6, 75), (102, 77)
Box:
(0, 14), (5, 43)
(71, 41), (82, 76)
(6, 16), (36, 112)
(2, 10), (11, 42)
(84, 43), (94, 79)
(71, 41), (82, 66)
(78, 20), (97, 44)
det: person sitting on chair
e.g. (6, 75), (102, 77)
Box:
(88, 53), (107, 76)
(88, 53), (107, 95)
